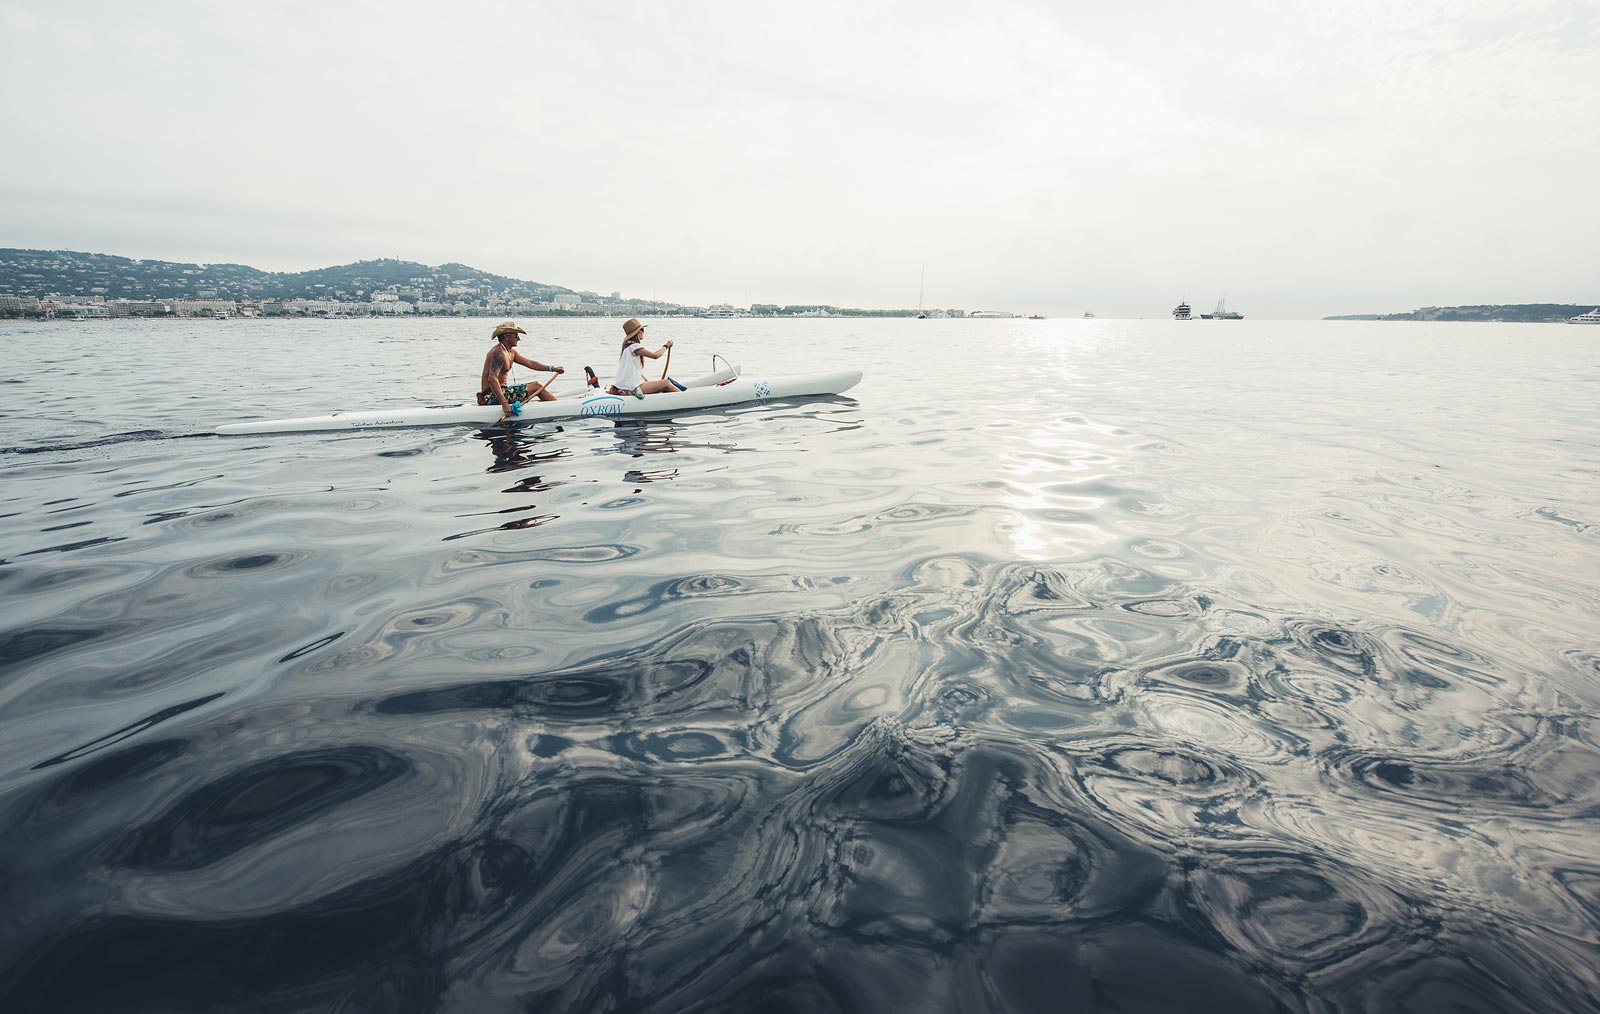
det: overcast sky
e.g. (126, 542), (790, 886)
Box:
(2, 0), (1596, 317)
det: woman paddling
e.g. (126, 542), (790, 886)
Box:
(608, 318), (682, 398)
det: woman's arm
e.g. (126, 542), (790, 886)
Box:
(637, 341), (674, 360)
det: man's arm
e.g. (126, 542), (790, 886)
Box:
(486, 375), (515, 415)
(513, 351), (563, 374)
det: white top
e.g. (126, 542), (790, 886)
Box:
(611, 343), (648, 390)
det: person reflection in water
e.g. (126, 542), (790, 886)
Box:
(479, 321), (564, 419)
(608, 318), (682, 398)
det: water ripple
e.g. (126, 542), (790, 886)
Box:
(2, 319), (1598, 1011)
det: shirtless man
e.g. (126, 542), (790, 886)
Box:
(478, 321), (564, 418)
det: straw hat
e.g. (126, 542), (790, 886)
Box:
(492, 321), (526, 339)
(622, 318), (646, 341)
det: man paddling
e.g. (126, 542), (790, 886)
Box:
(479, 321), (564, 419)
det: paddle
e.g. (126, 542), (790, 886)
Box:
(657, 342), (686, 391)
(502, 370), (559, 419)
(525, 369), (561, 400)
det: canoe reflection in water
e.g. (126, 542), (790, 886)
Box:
(611, 417), (682, 461)
(456, 419), (684, 538)
(480, 425), (571, 476)
(611, 418), (683, 486)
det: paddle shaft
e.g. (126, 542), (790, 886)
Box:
(526, 370), (560, 398)
(502, 370), (559, 418)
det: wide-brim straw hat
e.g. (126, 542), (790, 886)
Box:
(492, 321), (526, 339)
(622, 318), (646, 341)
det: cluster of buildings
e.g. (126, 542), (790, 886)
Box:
(0, 291), (663, 320)
(0, 294), (971, 320)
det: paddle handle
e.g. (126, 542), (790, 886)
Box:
(659, 344), (672, 381)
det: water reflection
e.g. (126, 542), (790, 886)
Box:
(4, 320), (1599, 1012)
(451, 417), (693, 540)
(610, 418), (683, 461)
(478, 418), (685, 486)
(479, 424), (570, 475)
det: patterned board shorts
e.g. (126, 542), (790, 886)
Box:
(478, 383), (533, 406)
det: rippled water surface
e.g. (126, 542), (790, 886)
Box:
(2, 316), (1598, 1013)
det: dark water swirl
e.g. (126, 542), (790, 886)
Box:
(1, 317), (1598, 1012)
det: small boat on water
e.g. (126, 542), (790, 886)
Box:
(1200, 298), (1243, 320)
(1082, 312), (1095, 318)
(216, 365), (862, 435)
(1172, 300), (1192, 320)
(1568, 308), (1600, 324)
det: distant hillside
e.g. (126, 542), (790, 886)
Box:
(0, 249), (598, 305)
(1325, 304), (1596, 322)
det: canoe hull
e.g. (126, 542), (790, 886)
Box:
(216, 369), (862, 435)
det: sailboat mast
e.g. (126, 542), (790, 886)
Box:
(918, 263), (925, 314)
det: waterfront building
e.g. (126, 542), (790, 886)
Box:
(172, 299), (239, 317)
(107, 300), (175, 317)
(0, 295), (45, 317)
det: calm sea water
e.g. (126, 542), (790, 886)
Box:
(1, 316), (1597, 1013)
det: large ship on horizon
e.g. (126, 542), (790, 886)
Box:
(1568, 308), (1600, 324)
(1172, 300), (1192, 320)
(1200, 298), (1244, 320)
(701, 304), (738, 318)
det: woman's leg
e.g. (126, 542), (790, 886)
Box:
(638, 378), (678, 395)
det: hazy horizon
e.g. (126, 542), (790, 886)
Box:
(3, 0), (1596, 318)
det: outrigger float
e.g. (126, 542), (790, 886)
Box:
(215, 364), (863, 435)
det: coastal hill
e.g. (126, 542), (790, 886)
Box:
(1325, 304), (1595, 322)
(0, 249), (946, 318)
(0, 248), (644, 309)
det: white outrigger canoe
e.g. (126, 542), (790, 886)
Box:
(215, 366), (863, 435)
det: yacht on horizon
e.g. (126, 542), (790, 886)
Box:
(1172, 300), (1193, 320)
(1568, 308), (1600, 324)
(701, 304), (738, 318)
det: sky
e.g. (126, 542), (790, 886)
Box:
(2, 0), (1596, 318)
